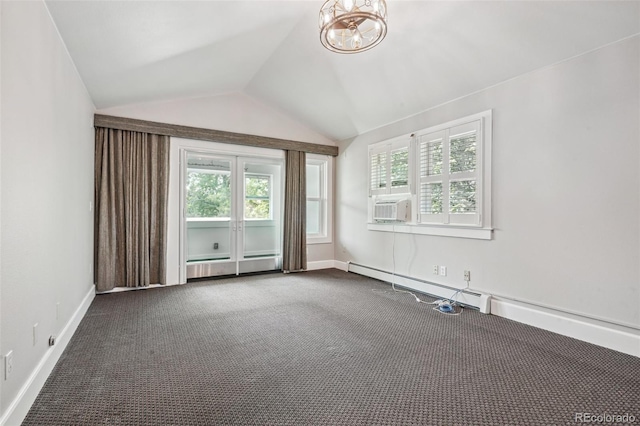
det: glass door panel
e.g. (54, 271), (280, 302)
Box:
(238, 158), (283, 274)
(185, 153), (236, 278)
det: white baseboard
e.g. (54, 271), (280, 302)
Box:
(306, 260), (336, 271)
(490, 297), (640, 358)
(306, 260), (353, 272)
(346, 262), (485, 310)
(333, 260), (349, 271)
(1, 286), (96, 426)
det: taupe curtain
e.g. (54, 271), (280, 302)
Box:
(282, 150), (307, 272)
(94, 127), (170, 292)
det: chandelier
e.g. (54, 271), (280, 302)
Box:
(319, 0), (387, 54)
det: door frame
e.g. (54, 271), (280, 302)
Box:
(178, 146), (284, 283)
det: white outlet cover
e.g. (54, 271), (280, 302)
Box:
(439, 266), (447, 276)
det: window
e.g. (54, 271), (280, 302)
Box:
(306, 155), (332, 243)
(186, 169), (231, 219)
(369, 135), (411, 196)
(367, 110), (492, 240)
(418, 120), (481, 225)
(244, 174), (271, 220)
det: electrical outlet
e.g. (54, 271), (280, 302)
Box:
(439, 266), (447, 276)
(213, 242), (219, 250)
(464, 270), (471, 282)
(4, 351), (13, 380)
(33, 323), (38, 346)
(433, 265), (439, 275)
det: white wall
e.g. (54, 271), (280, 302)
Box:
(336, 36), (640, 329)
(1, 1), (95, 421)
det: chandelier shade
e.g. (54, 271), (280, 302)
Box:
(319, 0), (387, 54)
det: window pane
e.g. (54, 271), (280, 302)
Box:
(245, 175), (270, 219)
(306, 200), (321, 234)
(245, 175), (270, 198)
(307, 163), (321, 199)
(370, 152), (387, 190)
(449, 180), (476, 213)
(391, 148), (408, 187)
(450, 133), (476, 173)
(420, 182), (442, 214)
(186, 171), (231, 218)
(421, 140), (443, 177)
(245, 199), (270, 219)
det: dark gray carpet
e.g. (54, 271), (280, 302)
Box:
(22, 269), (640, 425)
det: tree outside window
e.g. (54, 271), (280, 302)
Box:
(245, 174), (271, 219)
(186, 170), (231, 218)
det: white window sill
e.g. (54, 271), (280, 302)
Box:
(367, 222), (493, 240)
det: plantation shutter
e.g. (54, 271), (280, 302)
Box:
(418, 120), (481, 225)
(390, 146), (409, 193)
(369, 149), (387, 195)
(369, 135), (412, 197)
(418, 130), (445, 223)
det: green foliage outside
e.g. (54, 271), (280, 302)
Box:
(450, 136), (476, 173)
(186, 171), (231, 218)
(424, 182), (443, 214)
(426, 142), (443, 176)
(421, 136), (476, 214)
(391, 149), (409, 187)
(450, 180), (476, 213)
(185, 171), (272, 220)
(245, 175), (271, 219)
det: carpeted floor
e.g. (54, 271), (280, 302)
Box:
(22, 269), (639, 425)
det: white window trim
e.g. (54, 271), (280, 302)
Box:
(367, 222), (493, 240)
(367, 110), (493, 240)
(307, 154), (333, 244)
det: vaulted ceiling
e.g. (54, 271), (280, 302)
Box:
(45, 1), (640, 141)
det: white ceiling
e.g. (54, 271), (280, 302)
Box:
(45, 1), (640, 141)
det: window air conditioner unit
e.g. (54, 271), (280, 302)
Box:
(373, 199), (411, 222)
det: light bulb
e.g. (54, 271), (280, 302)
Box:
(375, 21), (381, 36)
(351, 29), (362, 49)
(342, 0), (354, 12)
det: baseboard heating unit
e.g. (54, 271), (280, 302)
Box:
(347, 262), (491, 313)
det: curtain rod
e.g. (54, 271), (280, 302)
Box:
(94, 114), (339, 157)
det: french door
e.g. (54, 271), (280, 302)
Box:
(180, 150), (283, 280)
